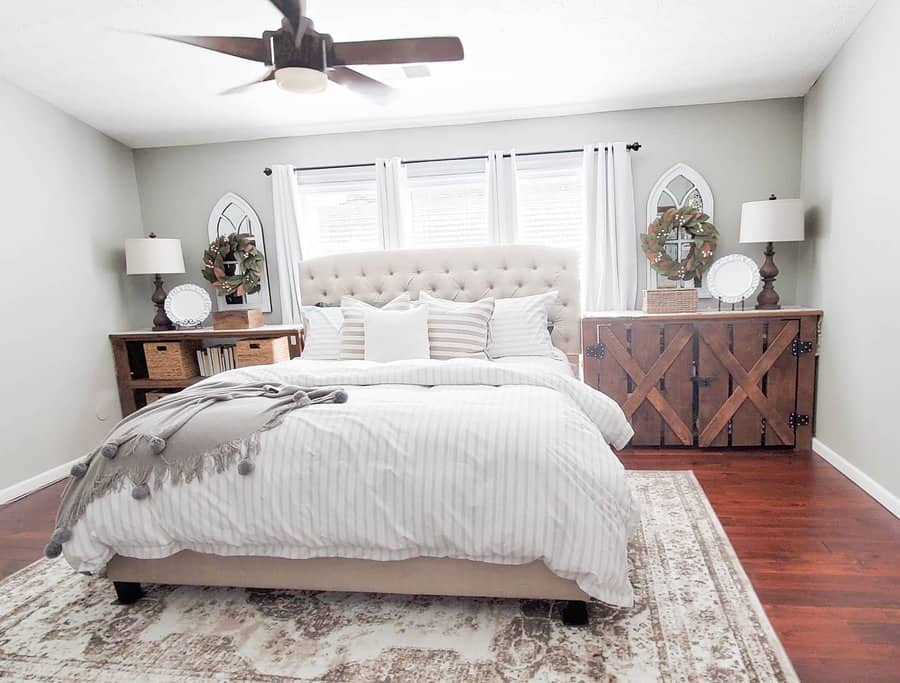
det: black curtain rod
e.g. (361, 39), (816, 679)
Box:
(263, 142), (642, 176)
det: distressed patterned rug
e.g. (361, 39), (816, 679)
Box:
(0, 471), (796, 682)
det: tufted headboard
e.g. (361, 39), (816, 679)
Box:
(299, 245), (581, 364)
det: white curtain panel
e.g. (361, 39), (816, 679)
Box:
(270, 164), (305, 324)
(375, 157), (410, 249)
(583, 142), (638, 311)
(486, 150), (519, 244)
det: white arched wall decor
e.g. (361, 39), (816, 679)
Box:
(207, 192), (273, 313)
(645, 163), (714, 295)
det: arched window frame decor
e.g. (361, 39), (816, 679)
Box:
(207, 192), (273, 312)
(645, 163), (714, 295)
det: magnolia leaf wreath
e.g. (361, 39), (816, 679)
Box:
(640, 206), (719, 282)
(201, 233), (264, 297)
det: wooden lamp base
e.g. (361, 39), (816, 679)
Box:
(755, 241), (781, 310)
(151, 274), (174, 330)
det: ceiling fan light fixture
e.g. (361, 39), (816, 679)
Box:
(274, 66), (327, 93)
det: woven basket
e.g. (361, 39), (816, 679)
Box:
(642, 288), (698, 314)
(235, 336), (291, 368)
(143, 341), (200, 380)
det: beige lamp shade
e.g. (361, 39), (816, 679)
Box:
(125, 236), (185, 275)
(739, 197), (805, 243)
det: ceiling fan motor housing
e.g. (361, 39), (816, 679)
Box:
(266, 27), (333, 72)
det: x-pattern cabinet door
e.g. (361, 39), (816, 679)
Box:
(696, 319), (800, 447)
(587, 321), (694, 447)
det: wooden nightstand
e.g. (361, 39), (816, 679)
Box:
(109, 325), (303, 416)
(582, 307), (821, 450)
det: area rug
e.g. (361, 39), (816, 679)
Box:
(0, 471), (796, 682)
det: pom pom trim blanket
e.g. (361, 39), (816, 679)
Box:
(49, 379), (346, 558)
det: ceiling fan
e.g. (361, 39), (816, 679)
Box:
(149, 0), (464, 104)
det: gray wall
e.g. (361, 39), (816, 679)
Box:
(0, 77), (144, 491)
(133, 98), (803, 325)
(799, 0), (899, 499)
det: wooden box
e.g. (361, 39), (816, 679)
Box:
(642, 288), (698, 314)
(213, 309), (264, 330)
(143, 341), (200, 380)
(235, 336), (291, 368)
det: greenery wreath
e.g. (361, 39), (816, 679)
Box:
(640, 206), (719, 282)
(201, 233), (265, 297)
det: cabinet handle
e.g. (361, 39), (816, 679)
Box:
(691, 376), (714, 387)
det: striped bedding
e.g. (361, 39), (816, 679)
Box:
(62, 358), (639, 606)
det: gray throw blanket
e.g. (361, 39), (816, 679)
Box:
(45, 379), (347, 559)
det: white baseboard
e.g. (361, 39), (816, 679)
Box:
(813, 438), (900, 519)
(0, 457), (79, 506)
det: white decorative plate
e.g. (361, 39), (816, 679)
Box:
(706, 254), (761, 304)
(165, 284), (212, 328)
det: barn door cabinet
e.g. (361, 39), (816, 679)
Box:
(582, 308), (821, 450)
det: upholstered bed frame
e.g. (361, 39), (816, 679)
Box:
(107, 245), (591, 622)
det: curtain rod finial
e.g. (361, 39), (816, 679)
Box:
(627, 142), (642, 152)
(263, 167), (272, 176)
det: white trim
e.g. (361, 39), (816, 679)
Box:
(813, 438), (900, 519)
(0, 457), (80, 506)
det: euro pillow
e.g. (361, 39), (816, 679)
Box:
(300, 305), (343, 360)
(418, 291), (494, 360)
(487, 290), (559, 358)
(364, 306), (430, 362)
(340, 293), (411, 360)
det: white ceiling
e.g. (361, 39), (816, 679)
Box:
(0, 0), (876, 148)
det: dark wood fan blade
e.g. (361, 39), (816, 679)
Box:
(269, 0), (304, 32)
(152, 35), (268, 63)
(220, 68), (275, 95)
(328, 67), (397, 105)
(331, 37), (463, 66)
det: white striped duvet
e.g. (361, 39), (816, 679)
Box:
(63, 358), (639, 606)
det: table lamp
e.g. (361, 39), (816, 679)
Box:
(739, 195), (805, 310)
(125, 233), (186, 330)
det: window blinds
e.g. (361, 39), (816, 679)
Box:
(294, 152), (585, 254)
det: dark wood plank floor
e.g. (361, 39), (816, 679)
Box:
(1, 450), (898, 682)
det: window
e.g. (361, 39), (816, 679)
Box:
(293, 151), (591, 256)
(406, 159), (489, 248)
(516, 153), (583, 250)
(297, 167), (379, 257)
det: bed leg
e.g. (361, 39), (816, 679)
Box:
(560, 600), (590, 626)
(113, 581), (144, 605)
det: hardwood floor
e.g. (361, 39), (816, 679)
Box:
(1, 450), (898, 681)
(621, 450), (900, 683)
(0, 478), (65, 578)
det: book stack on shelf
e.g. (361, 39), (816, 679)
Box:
(197, 343), (237, 377)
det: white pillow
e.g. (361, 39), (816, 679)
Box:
(340, 293), (411, 360)
(364, 306), (430, 362)
(300, 306), (343, 360)
(487, 291), (558, 358)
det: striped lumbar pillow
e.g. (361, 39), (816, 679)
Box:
(340, 293), (411, 360)
(418, 291), (494, 360)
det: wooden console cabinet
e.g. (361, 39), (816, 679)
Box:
(110, 325), (303, 416)
(582, 308), (821, 450)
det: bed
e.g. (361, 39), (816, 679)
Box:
(63, 245), (637, 625)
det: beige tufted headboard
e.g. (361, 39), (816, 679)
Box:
(299, 245), (581, 364)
